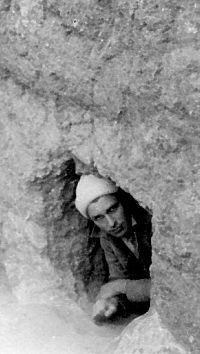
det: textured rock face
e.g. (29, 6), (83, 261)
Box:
(0, 0), (200, 353)
(112, 310), (188, 354)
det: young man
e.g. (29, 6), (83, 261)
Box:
(75, 175), (152, 322)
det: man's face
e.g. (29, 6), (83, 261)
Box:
(87, 194), (131, 237)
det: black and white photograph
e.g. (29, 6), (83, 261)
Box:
(0, 1), (199, 353)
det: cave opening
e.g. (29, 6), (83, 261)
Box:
(36, 157), (152, 319)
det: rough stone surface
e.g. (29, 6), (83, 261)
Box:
(111, 310), (188, 354)
(0, 0), (200, 353)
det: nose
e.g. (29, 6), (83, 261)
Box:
(106, 215), (115, 228)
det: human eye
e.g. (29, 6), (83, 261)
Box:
(94, 214), (104, 221)
(108, 202), (119, 213)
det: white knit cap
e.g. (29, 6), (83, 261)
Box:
(75, 175), (118, 218)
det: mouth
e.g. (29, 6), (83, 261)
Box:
(112, 225), (123, 234)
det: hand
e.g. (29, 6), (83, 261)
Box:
(92, 297), (118, 320)
(98, 279), (127, 300)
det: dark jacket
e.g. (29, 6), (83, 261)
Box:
(100, 219), (152, 280)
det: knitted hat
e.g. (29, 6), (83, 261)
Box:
(75, 175), (118, 218)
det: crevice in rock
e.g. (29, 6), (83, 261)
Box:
(30, 157), (152, 309)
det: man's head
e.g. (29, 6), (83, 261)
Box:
(75, 175), (131, 237)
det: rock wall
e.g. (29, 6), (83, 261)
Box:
(0, 0), (200, 353)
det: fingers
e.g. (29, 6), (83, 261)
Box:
(92, 299), (106, 317)
(92, 297), (118, 320)
(104, 302), (117, 317)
